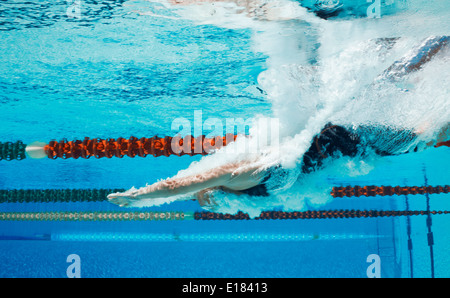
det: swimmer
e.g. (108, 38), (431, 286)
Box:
(107, 122), (449, 207)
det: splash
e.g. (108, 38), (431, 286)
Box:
(139, 0), (449, 215)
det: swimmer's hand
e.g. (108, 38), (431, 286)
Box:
(107, 187), (140, 207)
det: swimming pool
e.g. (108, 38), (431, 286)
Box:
(0, 0), (449, 278)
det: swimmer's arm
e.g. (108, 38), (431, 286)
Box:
(133, 172), (231, 200)
(107, 161), (264, 207)
(137, 163), (264, 199)
(107, 165), (237, 206)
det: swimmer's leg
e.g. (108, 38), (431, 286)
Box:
(382, 36), (449, 81)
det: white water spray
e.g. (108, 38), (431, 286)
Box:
(138, 0), (449, 215)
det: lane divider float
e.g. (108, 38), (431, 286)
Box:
(0, 185), (448, 204)
(1, 135), (448, 161)
(0, 210), (449, 222)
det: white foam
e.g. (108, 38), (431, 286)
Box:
(137, 0), (449, 214)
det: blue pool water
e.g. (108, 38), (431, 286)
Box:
(0, 0), (449, 278)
